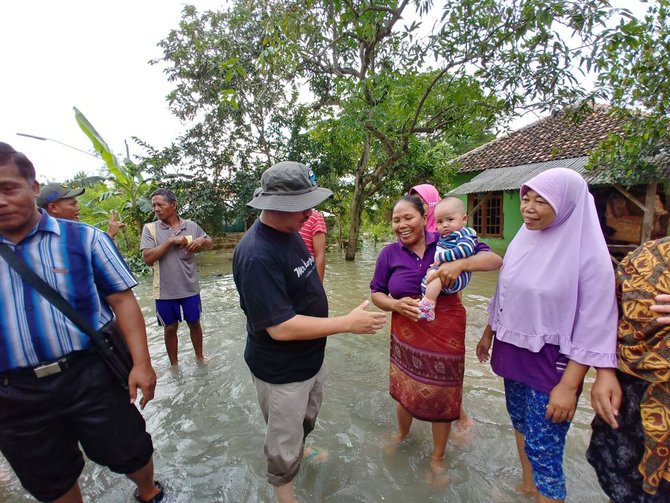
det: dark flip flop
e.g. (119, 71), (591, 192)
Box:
(135, 481), (164, 503)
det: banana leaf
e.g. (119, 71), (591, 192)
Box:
(73, 107), (129, 185)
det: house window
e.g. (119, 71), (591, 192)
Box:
(468, 192), (503, 237)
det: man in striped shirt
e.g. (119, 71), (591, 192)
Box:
(0, 143), (162, 503)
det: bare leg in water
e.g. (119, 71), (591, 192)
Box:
(274, 482), (298, 503)
(514, 430), (538, 495)
(394, 403), (413, 441)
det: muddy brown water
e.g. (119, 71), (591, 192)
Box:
(0, 243), (607, 502)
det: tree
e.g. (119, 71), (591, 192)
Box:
(146, 4), (307, 232)
(255, 0), (625, 258)
(588, 0), (669, 185)
(153, 0), (619, 259)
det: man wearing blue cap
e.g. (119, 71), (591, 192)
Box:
(38, 183), (125, 239)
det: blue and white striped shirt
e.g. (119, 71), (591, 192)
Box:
(0, 210), (137, 371)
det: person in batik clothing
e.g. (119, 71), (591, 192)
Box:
(587, 236), (670, 503)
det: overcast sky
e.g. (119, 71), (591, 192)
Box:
(1, 1), (646, 184)
(1, 0), (223, 183)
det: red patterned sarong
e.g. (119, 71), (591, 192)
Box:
(389, 294), (466, 422)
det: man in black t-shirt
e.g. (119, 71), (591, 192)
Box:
(233, 161), (387, 503)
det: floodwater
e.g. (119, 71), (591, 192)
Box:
(0, 243), (608, 502)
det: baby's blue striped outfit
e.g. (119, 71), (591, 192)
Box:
(421, 227), (478, 295)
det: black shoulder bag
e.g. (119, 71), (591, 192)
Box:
(0, 243), (133, 390)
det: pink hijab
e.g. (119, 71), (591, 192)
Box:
(487, 168), (617, 367)
(409, 184), (441, 232)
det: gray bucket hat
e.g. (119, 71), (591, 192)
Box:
(248, 161), (332, 212)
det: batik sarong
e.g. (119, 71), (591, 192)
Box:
(587, 371), (670, 503)
(389, 294), (466, 422)
(589, 237), (670, 498)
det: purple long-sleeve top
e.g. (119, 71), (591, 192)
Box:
(370, 230), (491, 298)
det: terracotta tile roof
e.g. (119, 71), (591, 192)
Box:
(454, 105), (625, 173)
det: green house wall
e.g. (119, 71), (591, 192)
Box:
(448, 172), (523, 254)
(499, 191), (523, 249)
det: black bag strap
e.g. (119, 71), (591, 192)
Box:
(0, 242), (104, 343)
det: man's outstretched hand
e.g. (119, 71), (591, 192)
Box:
(347, 300), (387, 334)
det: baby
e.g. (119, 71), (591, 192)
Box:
(418, 197), (478, 321)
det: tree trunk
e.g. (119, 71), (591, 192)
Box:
(641, 182), (657, 243)
(345, 181), (365, 261)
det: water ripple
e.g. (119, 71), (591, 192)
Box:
(0, 247), (608, 502)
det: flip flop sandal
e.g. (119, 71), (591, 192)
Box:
(135, 481), (164, 503)
(303, 447), (327, 464)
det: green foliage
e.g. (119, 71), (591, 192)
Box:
(74, 107), (153, 234)
(587, 0), (670, 185)
(123, 253), (154, 276)
(72, 108), (160, 272)
(64, 178), (149, 273)
(140, 3), (307, 233)
(147, 0), (622, 259)
(258, 0), (615, 258)
(360, 216), (395, 243)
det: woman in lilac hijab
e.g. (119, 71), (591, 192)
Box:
(475, 168), (618, 503)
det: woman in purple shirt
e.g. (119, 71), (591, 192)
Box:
(411, 183), (476, 433)
(476, 168), (618, 503)
(370, 194), (502, 476)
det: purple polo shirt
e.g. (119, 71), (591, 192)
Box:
(370, 231), (491, 299)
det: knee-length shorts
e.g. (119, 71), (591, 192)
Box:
(252, 364), (326, 487)
(0, 351), (153, 502)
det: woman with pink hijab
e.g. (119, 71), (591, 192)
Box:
(409, 184), (441, 233)
(409, 183), (474, 434)
(475, 168), (618, 503)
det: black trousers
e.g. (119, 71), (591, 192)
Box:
(0, 351), (153, 502)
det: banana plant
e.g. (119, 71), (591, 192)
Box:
(74, 107), (151, 234)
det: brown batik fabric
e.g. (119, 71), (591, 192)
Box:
(617, 236), (670, 495)
(389, 294), (466, 422)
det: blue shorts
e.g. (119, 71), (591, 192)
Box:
(504, 379), (571, 500)
(155, 294), (202, 326)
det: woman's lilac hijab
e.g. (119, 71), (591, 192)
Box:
(410, 184), (441, 232)
(488, 168), (617, 367)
